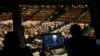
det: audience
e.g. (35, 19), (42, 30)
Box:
(0, 20), (97, 56)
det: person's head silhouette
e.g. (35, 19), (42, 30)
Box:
(70, 24), (82, 36)
(52, 35), (57, 41)
(3, 31), (20, 48)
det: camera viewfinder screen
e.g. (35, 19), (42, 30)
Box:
(43, 33), (63, 48)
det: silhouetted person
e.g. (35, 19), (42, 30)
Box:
(1, 31), (33, 56)
(67, 24), (97, 56)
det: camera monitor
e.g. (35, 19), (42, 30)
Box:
(43, 33), (64, 48)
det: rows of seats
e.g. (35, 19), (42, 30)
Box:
(31, 7), (56, 20)
(20, 5), (39, 16)
(0, 5), (91, 23)
(56, 6), (91, 23)
(0, 13), (12, 21)
(77, 10), (91, 23)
